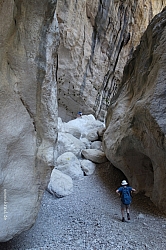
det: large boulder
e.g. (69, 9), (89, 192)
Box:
(80, 160), (96, 176)
(58, 117), (81, 139)
(55, 152), (84, 179)
(0, 0), (59, 242)
(86, 129), (99, 142)
(90, 141), (103, 151)
(57, 115), (104, 157)
(80, 138), (91, 149)
(81, 149), (108, 164)
(57, 132), (86, 157)
(65, 115), (105, 137)
(48, 169), (73, 197)
(103, 8), (166, 212)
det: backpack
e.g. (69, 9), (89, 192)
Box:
(121, 187), (131, 205)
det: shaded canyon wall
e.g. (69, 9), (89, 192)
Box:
(56, 0), (166, 121)
(103, 7), (166, 212)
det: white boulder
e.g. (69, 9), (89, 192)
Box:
(80, 138), (91, 149)
(56, 152), (84, 179)
(48, 169), (73, 197)
(66, 115), (104, 138)
(64, 125), (81, 139)
(86, 129), (99, 142)
(58, 118), (81, 139)
(81, 149), (108, 163)
(80, 160), (96, 176)
(90, 141), (103, 151)
(57, 132), (86, 157)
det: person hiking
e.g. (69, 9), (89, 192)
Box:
(116, 180), (136, 222)
(77, 111), (82, 118)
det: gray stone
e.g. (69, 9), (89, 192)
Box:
(90, 141), (103, 151)
(80, 160), (96, 176)
(137, 213), (145, 219)
(48, 169), (73, 197)
(86, 129), (99, 142)
(81, 149), (108, 164)
(58, 117), (81, 139)
(80, 138), (91, 149)
(57, 132), (86, 158)
(64, 125), (81, 139)
(56, 152), (84, 179)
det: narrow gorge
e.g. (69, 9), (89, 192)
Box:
(0, 0), (166, 242)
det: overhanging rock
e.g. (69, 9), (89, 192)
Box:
(103, 8), (166, 213)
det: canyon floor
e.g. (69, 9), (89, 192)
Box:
(1, 163), (166, 250)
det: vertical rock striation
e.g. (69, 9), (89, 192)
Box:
(0, 0), (59, 242)
(56, 0), (166, 121)
(103, 7), (166, 212)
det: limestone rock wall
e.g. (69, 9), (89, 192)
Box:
(103, 8), (166, 212)
(0, 0), (59, 242)
(0, 0), (166, 242)
(56, 0), (166, 121)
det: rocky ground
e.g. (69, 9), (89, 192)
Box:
(1, 163), (166, 250)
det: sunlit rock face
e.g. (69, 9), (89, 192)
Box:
(56, 0), (166, 121)
(0, 0), (59, 242)
(103, 8), (166, 213)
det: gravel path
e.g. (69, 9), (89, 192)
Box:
(1, 163), (166, 250)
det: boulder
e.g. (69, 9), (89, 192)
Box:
(65, 115), (104, 137)
(80, 138), (91, 149)
(81, 149), (108, 164)
(58, 117), (81, 139)
(90, 141), (103, 151)
(64, 125), (81, 139)
(80, 160), (96, 176)
(57, 132), (86, 158)
(86, 129), (99, 142)
(48, 169), (73, 197)
(56, 152), (84, 179)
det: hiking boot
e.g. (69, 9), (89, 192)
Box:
(127, 213), (130, 220)
(122, 217), (125, 222)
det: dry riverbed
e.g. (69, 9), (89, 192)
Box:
(1, 163), (166, 250)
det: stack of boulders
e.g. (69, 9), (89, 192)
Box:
(48, 115), (107, 197)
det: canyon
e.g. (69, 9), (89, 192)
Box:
(0, 0), (166, 242)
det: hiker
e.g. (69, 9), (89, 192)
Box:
(77, 111), (82, 118)
(116, 180), (136, 222)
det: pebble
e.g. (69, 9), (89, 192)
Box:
(137, 213), (145, 219)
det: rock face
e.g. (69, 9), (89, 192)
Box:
(0, 0), (59, 242)
(103, 8), (166, 212)
(56, 0), (166, 121)
(1, 0), (166, 242)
